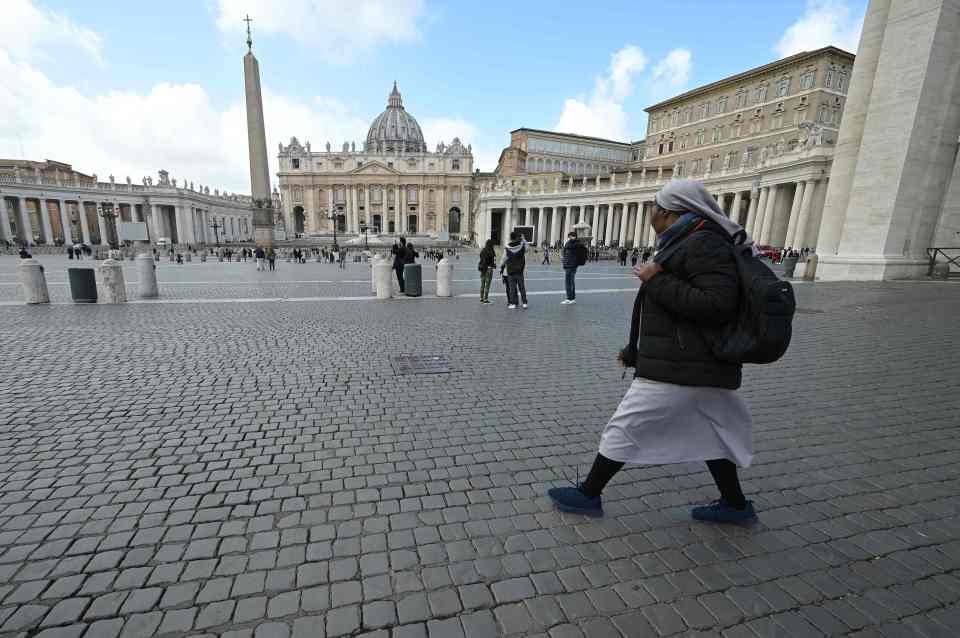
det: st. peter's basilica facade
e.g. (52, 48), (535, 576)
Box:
(276, 84), (476, 242)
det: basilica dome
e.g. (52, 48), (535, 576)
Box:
(366, 83), (426, 153)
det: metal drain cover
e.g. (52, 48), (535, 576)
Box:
(391, 354), (453, 375)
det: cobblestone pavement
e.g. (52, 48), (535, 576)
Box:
(2, 259), (960, 638)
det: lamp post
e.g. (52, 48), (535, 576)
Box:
(326, 208), (338, 251)
(359, 223), (370, 251)
(97, 202), (119, 249)
(209, 218), (222, 246)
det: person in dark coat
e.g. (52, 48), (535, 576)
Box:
(478, 239), (496, 304)
(548, 179), (759, 525)
(393, 238), (408, 292)
(561, 232), (579, 304)
(499, 232), (528, 309)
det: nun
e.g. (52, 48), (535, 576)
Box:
(548, 179), (758, 524)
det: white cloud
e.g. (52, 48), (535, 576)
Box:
(555, 46), (691, 142)
(649, 48), (692, 98)
(775, 0), (864, 58)
(0, 0), (103, 65)
(215, 0), (426, 62)
(554, 45), (648, 141)
(0, 49), (368, 194)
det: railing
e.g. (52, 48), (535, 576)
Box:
(927, 247), (960, 278)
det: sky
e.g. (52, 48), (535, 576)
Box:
(0, 0), (866, 194)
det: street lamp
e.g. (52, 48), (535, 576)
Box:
(359, 223), (369, 251)
(97, 202), (119, 249)
(326, 208), (338, 251)
(209, 218), (223, 246)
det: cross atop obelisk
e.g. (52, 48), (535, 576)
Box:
(244, 15), (253, 52)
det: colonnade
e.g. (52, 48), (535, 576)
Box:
(1, 194), (250, 247)
(480, 175), (826, 250)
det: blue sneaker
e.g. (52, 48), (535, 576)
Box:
(548, 486), (603, 517)
(691, 499), (757, 524)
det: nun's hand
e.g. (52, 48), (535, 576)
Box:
(633, 262), (662, 283)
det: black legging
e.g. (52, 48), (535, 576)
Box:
(579, 453), (746, 509)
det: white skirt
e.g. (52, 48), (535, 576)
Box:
(598, 378), (754, 467)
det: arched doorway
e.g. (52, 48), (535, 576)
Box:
(448, 207), (461, 235)
(407, 215), (418, 234)
(388, 220), (396, 234)
(372, 215), (382, 233)
(293, 206), (305, 235)
(335, 209), (346, 233)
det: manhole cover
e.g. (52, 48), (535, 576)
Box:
(795, 308), (824, 315)
(391, 354), (453, 375)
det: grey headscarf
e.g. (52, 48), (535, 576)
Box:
(654, 179), (758, 256)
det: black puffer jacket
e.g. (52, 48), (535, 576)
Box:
(621, 222), (742, 389)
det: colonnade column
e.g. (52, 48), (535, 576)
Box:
(730, 192), (743, 225)
(618, 203), (630, 247)
(16, 197), (31, 244)
(59, 201), (73, 245)
(790, 180), (818, 250)
(95, 203), (110, 245)
(783, 182), (807, 249)
(550, 207), (561, 245)
(603, 205), (615, 246)
(0, 198), (11, 243)
(38, 200), (53, 244)
(747, 187), (767, 237)
(148, 205), (160, 243)
(633, 203), (645, 248)
(759, 184), (780, 245)
(79, 203), (91, 244)
(591, 205), (600, 246)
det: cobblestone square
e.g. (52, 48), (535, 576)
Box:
(2, 256), (960, 637)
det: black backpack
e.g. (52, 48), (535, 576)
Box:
(711, 245), (795, 364)
(655, 236), (794, 364)
(575, 243), (588, 266)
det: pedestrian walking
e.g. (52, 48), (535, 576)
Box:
(267, 247), (276, 271)
(561, 232), (585, 304)
(619, 247), (628, 266)
(478, 238), (496, 304)
(392, 238), (407, 292)
(67, 246), (74, 260)
(500, 231), (528, 309)
(254, 246), (265, 271)
(548, 178), (759, 524)
(542, 246), (551, 265)
(339, 248), (348, 269)
(631, 247), (639, 267)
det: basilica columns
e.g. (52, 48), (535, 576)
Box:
(59, 200), (73, 245)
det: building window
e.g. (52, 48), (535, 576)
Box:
(675, 161), (684, 177)
(695, 130), (705, 145)
(691, 158), (702, 175)
(291, 158), (300, 169)
(387, 161), (393, 168)
(754, 84), (767, 103)
(776, 78), (790, 97)
(678, 135), (686, 150)
(407, 186), (417, 202)
(772, 114), (784, 129)
(334, 161), (343, 169)
(292, 186), (302, 203)
(800, 71), (815, 90)
(825, 70), (834, 88)
(357, 161), (363, 168)
(452, 159), (460, 171)
(668, 140), (674, 152)
(817, 105), (830, 123)
(736, 91), (747, 108)
(712, 126), (722, 143)
(717, 96), (727, 113)
(836, 72), (847, 92)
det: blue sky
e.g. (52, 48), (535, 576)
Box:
(0, 0), (865, 193)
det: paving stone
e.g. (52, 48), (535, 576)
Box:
(325, 605), (360, 637)
(158, 607), (197, 634)
(255, 621), (291, 638)
(460, 610), (498, 638)
(491, 577), (536, 604)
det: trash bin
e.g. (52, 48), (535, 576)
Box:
(68, 268), (97, 303)
(783, 254), (800, 278)
(404, 263), (422, 297)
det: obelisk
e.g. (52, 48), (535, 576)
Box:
(243, 16), (274, 247)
